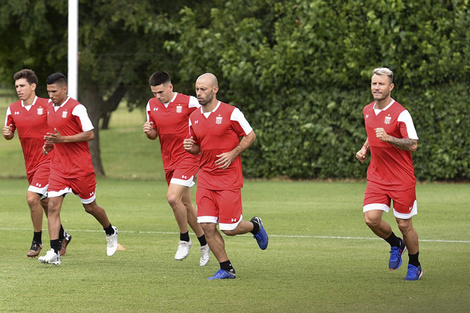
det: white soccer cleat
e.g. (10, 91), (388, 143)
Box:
(106, 226), (118, 256)
(175, 240), (192, 260)
(199, 244), (210, 266)
(38, 249), (61, 266)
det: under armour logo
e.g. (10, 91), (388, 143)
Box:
(14, 111), (20, 115)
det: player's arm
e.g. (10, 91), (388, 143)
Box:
(3, 124), (14, 140)
(143, 121), (158, 140)
(45, 128), (94, 143)
(374, 128), (418, 152)
(215, 130), (256, 169)
(183, 137), (200, 155)
(355, 139), (369, 162)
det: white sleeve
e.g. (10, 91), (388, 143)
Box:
(188, 96), (201, 109)
(398, 110), (418, 140)
(72, 104), (94, 132)
(145, 102), (151, 122)
(230, 108), (253, 135)
(4, 107), (11, 126)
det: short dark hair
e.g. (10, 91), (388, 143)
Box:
(13, 69), (38, 85)
(149, 71), (171, 87)
(46, 72), (68, 85)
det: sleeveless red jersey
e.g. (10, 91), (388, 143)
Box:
(363, 100), (417, 190)
(146, 93), (200, 171)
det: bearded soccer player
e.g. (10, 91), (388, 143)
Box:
(39, 72), (118, 265)
(143, 71), (209, 266)
(3, 69), (71, 258)
(183, 73), (268, 280)
(356, 67), (422, 281)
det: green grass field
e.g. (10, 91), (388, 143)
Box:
(1, 101), (469, 312)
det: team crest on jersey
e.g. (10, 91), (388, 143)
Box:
(384, 115), (391, 124)
(176, 105), (182, 113)
(62, 110), (68, 118)
(216, 116), (223, 124)
(37, 107), (43, 115)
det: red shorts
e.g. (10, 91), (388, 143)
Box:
(48, 171), (97, 204)
(196, 188), (243, 231)
(363, 183), (417, 218)
(27, 165), (50, 195)
(165, 165), (198, 187)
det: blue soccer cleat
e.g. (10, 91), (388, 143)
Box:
(404, 264), (423, 281)
(208, 269), (236, 280)
(251, 217), (268, 250)
(389, 238), (406, 270)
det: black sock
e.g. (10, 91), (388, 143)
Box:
(59, 225), (65, 241)
(385, 232), (400, 247)
(51, 239), (61, 254)
(250, 221), (260, 235)
(180, 231), (190, 242)
(220, 260), (235, 274)
(104, 224), (115, 236)
(197, 234), (207, 246)
(408, 252), (420, 267)
(33, 231), (42, 243)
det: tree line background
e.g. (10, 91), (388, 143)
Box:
(1, 0), (468, 181)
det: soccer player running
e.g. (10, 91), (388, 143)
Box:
(39, 73), (118, 265)
(143, 71), (210, 266)
(356, 67), (422, 281)
(3, 69), (72, 258)
(183, 73), (268, 280)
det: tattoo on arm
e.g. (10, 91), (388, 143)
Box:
(389, 137), (417, 151)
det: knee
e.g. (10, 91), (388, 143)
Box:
(166, 192), (180, 208)
(222, 229), (237, 236)
(83, 203), (96, 214)
(26, 194), (39, 208)
(364, 215), (380, 229)
(201, 223), (216, 235)
(397, 219), (413, 234)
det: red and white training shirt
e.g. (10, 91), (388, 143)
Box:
(189, 101), (253, 190)
(46, 97), (95, 178)
(4, 96), (50, 176)
(146, 92), (200, 171)
(363, 99), (418, 190)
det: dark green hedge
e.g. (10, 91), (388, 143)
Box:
(168, 0), (470, 180)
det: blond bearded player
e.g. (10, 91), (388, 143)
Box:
(356, 67), (422, 281)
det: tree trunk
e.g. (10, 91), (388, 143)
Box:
(79, 83), (106, 176)
(100, 83), (127, 130)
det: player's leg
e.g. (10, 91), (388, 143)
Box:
(363, 185), (405, 271)
(167, 183), (190, 234)
(180, 186), (210, 265)
(202, 222), (236, 280)
(218, 189), (269, 250)
(38, 195), (63, 265)
(25, 170), (49, 257)
(197, 188), (235, 279)
(25, 191), (44, 257)
(75, 173), (118, 256)
(393, 189), (422, 280)
(363, 209), (392, 238)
